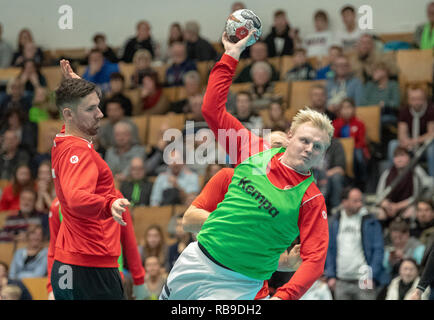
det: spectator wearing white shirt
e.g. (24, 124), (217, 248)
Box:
(303, 10), (335, 58)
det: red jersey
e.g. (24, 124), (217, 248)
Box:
(51, 127), (120, 268)
(47, 194), (145, 293)
(0, 184), (21, 212)
(200, 54), (329, 300)
(333, 116), (370, 158)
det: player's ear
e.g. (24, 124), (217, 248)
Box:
(62, 107), (74, 120)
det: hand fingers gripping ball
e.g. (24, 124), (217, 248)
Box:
(225, 9), (262, 47)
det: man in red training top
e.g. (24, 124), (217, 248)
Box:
(47, 192), (147, 300)
(50, 64), (130, 299)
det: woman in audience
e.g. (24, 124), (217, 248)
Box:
(201, 163), (225, 189)
(17, 59), (47, 96)
(143, 256), (167, 300)
(130, 49), (153, 89)
(168, 23), (184, 46)
(385, 258), (430, 300)
(11, 29), (44, 67)
(139, 224), (168, 269)
(34, 161), (55, 214)
(166, 214), (193, 273)
(8, 224), (48, 280)
(0, 164), (34, 212)
(0, 78), (32, 121)
(137, 69), (169, 115)
(262, 99), (291, 132)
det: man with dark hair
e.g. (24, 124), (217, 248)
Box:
(50, 61), (130, 300)
(92, 33), (118, 63)
(184, 21), (217, 62)
(100, 72), (133, 116)
(335, 5), (363, 51)
(264, 9), (295, 57)
(326, 187), (388, 299)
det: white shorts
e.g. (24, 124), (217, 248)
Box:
(159, 242), (264, 300)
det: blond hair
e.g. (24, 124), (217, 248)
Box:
(1, 285), (22, 300)
(289, 107), (334, 142)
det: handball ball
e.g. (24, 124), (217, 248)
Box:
(225, 9), (262, 47)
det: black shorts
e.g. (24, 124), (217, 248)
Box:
(51, 260), (125, 300)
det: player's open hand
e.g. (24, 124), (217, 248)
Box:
(60, 59), (81, 79)
(222, 29), (256, 61)
(111, 198), (130, 226)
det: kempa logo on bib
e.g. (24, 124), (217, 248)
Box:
(70, 155), (79, 164)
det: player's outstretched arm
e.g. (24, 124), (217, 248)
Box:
(183, 205), (211, 233)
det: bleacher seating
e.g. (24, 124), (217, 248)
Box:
(355, 105), (381, 143)
(21, 277), (48, 300)
(396, 49), (433, 92)
(0, 242), (15, 266)
(37, 119), (63, 154)
(146, 113), (186, 147)
(339, 137), (355, 178)
(285, 80), (327, 120)
(132, 205), (173, 244)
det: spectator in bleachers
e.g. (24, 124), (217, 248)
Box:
(233, 91), (263, 131)
(0, 188), (47, 242)
(139, 224), (168, 268)
(184, 21), (217, 62)
(361, 61), (401, 124)
(166, 213), (193, 272)
(315, 45), (343, 80)
(28, 87), (57, 124)
(168, 23), (184, 47)
(143, 256), (167, 300)
(130, 49), (153, 90)
(264, 9), (295, 57)
(0, 23), (13, 68)
(334, 5), (363, 52)
(314, 137), (346, 210)
(17, 59), (47, 98)
(410, 199), (434, 246)
(249, 61), (276, 111)
(386, 258), (430, 300)
(92, 33), (118, 63)
(387, 85), (434, 176)
(0, 131), (31, 181)
(284, 48), (316, 81)
(169, 70), (202, 113)
(34, 161), (55, 214)
(234, 41), (279, 83)
(104, 120), (145, 183)
(120, 157), (153, 207)
(150, 149), (199, 206)
(98, 97), (139, 150)
(326, 54), (364, 108)
(82, 49), (119, 94)
(0, 78), (32, 121)
(183, 93), (209, 133)
(121, 20), (156, 62)
(414, 2), (434, 49)
(1, 107), (37, 156)
(8, 224), (48, 280)
(230, 1), (245, 12)
(11, 29), (43, 67)
(377, 147), (432, 226)
(309, 84), (337, 121)
(262, 99), (291, 132)
(383, 220), (426, 280)
(165, 41), (197, 87)
(349, 34), (399, 84)
(201, 163), (226, 189)
(326, 187), (388, 300)
(100, 72), (133, 116)
(303, 10), (335, 58)
(138, 69), (170, 115)
(333, 98), (370, 190)
(0, 164), (34, 212)
(0, 261), (32, 300)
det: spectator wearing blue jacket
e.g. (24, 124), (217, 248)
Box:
(326, 55), (364, 114)
(82, 49), (119, 94)
(165, 42), (197, 87)
(325, 187), (389, 300)
(9, 224), (48, 280)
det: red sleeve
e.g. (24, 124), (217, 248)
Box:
(332, 119), (342, 138)
(202, 54), (267, 166)
(120, 205), (145, 286)
(273, 195), (329, 300)
(192, 168), (233, 211)
(47, 198), (60, 293)
(57, 146), (117, 219)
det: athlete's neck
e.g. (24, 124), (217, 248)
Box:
(64, 124), (92, 143)
(279, 151), (310, 175)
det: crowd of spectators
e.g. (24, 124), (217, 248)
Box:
(0, 2), (434, 300)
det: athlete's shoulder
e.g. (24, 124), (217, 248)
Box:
(301, 182), (325, 208)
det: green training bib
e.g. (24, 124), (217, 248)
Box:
(197, 147), (314, 280)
